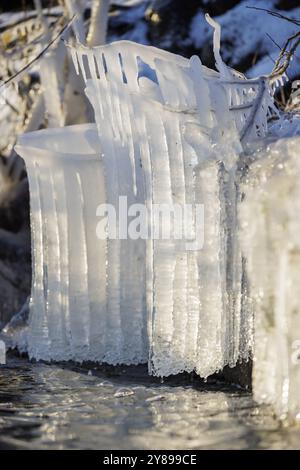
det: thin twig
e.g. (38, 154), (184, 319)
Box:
(0, 12), (61, 34)
(265, 33), (281, 51)
(266, 32), (300, 65)
(273, 31), (300, 69)
(0, 15), (75, 92)
(246, 6), (300, 27)
(271, 33), (300, 79)
(247, 6), (300, 81)
(1, 16), (62, 64)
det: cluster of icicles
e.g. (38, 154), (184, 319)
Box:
(15, 17), (300, 421)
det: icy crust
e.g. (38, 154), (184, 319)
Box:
(240, 136), (300, 421)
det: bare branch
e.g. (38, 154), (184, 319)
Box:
(246, 6), (300, 27)
(0, 16), (75, 92)
(0, 12), (61, 34)
(246, 6), (300, 81)
(265, 33), (281, 51)
(270, 32), (300, 80)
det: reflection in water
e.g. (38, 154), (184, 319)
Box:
(0, 356), (299, 449)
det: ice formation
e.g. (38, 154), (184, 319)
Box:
(15, 16), (300, 422)
(68, 32), (277, 376)
(16, 124), (147, 364)
(15, 22), (278, 383)
(0, 340), (6, 365)
(240, 136), (300, 422)
(3, 4), (300, 427)
(1, 300), (29, 354)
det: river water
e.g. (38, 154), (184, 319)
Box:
(0, 354), (299, 450)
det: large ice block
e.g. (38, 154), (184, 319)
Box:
(13, 34), (269, 377)
(240, 136), (300, 421)
(15, 123), (148, 364)
(70, 39), (257, 377)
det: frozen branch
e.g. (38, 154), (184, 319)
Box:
(270, 31), (300, 81)
(247, 6), (300, 82)
(246, 6), (300, 27)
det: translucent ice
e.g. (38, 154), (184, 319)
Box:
(15, 28), (272, 377)
(15, 124), (148, 364)
(69, 39), (260, 377)
(240, 136), (300, 421)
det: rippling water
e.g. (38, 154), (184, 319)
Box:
(0, 354), (299, 449)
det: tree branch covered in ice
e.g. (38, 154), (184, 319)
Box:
(246, 6), (300, 28)
(205, 14), (278, 143)
(247, 6), (300, 100)
(270, 31), (300, 82)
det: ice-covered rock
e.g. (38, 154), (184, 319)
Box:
(240, 136), (300, 421)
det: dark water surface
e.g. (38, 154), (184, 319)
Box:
(0, 355), (299, 450)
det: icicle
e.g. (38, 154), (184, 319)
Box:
(38, 169), (65, 360)
(15, 124), (110, 363)
(78, 43), (150, 365)
(147, 107), (175, 376)
(205, 14), (233, 81)
(240, 137), (300, 422)
(21, 158), (51, 361)
(0, 340), (6, 365)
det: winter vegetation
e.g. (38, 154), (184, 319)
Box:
(1, 0), (300, 431)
